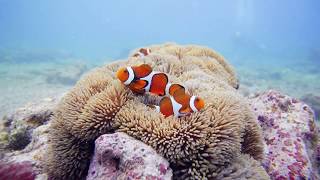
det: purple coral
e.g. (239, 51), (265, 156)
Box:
(0, 161), (36, 180)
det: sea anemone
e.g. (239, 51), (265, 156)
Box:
(46, 43), (266, 179)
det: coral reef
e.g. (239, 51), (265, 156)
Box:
(249, 90), (320, 179)
(87, 132), (172, 180)
(46, 43), (266, 179)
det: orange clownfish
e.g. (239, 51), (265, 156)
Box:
(133, 48), (151, 57)
(153, 88), (205, 117)
(116, 64), (185, 96)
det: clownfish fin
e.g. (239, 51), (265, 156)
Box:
(179, 106), (192, 114)
(132, 64), (152, 78)
(149, 73), (168, 96)
(172, 88), (187, 99)
(130, 79), (148, 89)
(173, 88), (190, 108)
(169, 84), (185, 96)
(160, 96), (171, 108)
(129, 80), (148, 93)
(159, 97), (174, 117)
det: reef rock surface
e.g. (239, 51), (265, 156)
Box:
(0, 97), (60, 179)
(87, 132), (172, 180)
(249, 90), (320, 179)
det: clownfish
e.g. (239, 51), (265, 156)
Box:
(133, 48), (151, 57)
(116, 64), (185, 96)
(152, 88), (205, 117)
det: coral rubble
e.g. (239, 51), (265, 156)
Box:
(46, 43), (266, 179)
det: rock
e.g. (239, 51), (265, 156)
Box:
(301, 93), (320, 120)
(87, 132), (173, 180)
(1, 123), (50, 179)
(1, 96), (60, 151)
(249, 90), (319, 179)
(0, 161), (37, 180)
(0, 97), (59, 179)
(7, 127), (30, 150)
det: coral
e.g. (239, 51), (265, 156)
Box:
(46, 43), (266, 179)
(87, 132), (172, 180)
(249, 90), (320, 179)
(0, 161), (36, 180)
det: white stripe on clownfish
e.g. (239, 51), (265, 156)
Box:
(165, 83), (172, 96)
(170, 95), (183, 117)
(152, 95), (182, 117)
(123, 67), (135, 85)
(190, 96), (198, 112)
(139, 71), (160, 92)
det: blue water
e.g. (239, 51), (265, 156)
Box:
(0, 0), (319, 116)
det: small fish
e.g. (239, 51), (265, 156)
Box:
(152, 88), (205, 117)
(116, 64), (185, 96)
(133, 48), (151, 57)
